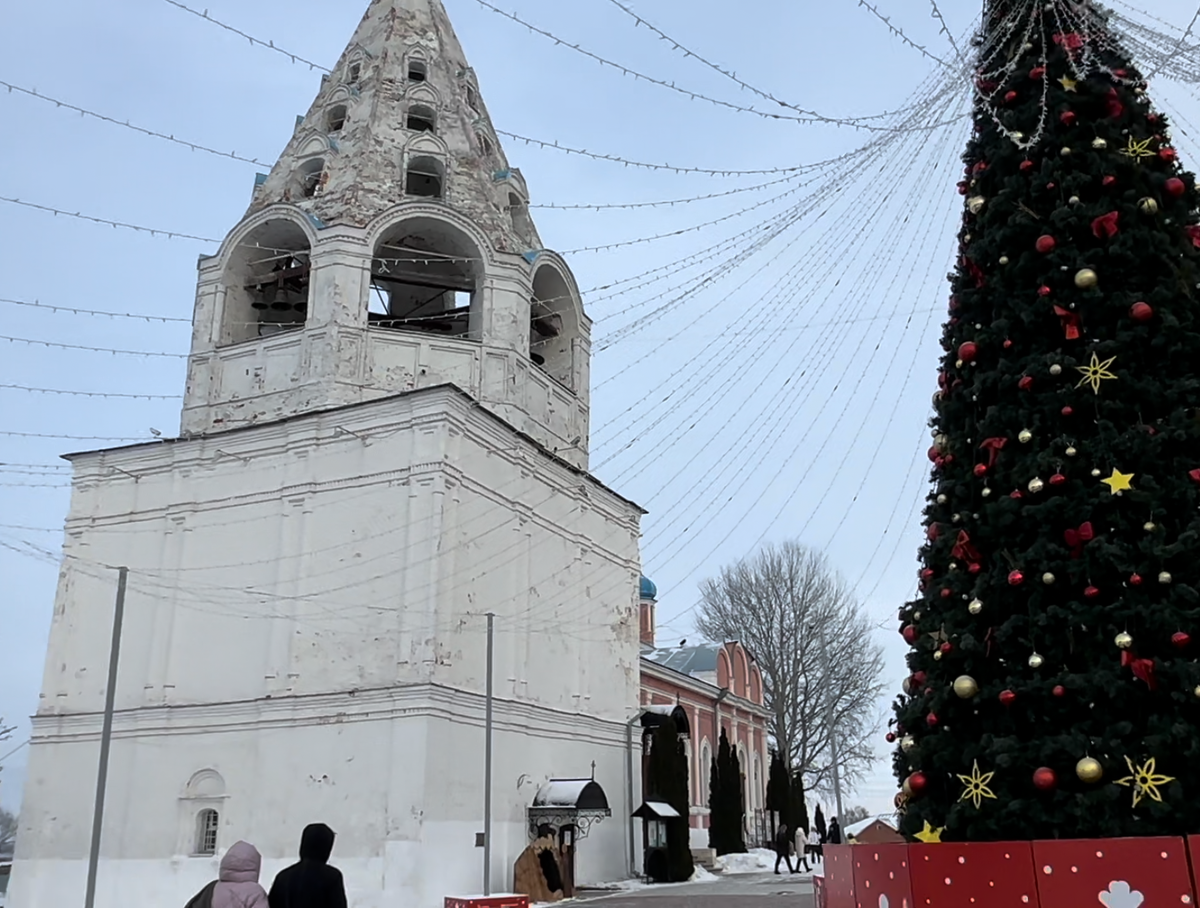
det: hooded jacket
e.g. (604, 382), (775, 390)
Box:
(267, 824), (348, 908)
(213, 842), (269, 908)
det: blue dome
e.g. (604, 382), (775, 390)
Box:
(640, 575), (658, 600)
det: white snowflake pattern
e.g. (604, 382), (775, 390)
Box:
(1098, 881), (1145, 908)
(880, 897), (889, 908)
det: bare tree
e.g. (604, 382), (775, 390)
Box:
(0, 807), (15, 856)
(841, 805), (871, 825)
(695, 541), (886, 795)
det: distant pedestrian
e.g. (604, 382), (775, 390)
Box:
(774, 823), (797, 875)
(793, 825), (810, 873)
(808, 827), (822, 863)
(827, 817), (842, 845)
(268, 823), (348, 908)
(185, 841), (269, 908)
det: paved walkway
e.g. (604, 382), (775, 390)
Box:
(574, 871), (815, 907)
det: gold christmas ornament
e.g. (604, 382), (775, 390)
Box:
(1093, 137), (1108, 149)
(953, 675), (980, 699)
(969, 598), (983, 615)
(900, 734), (916, 753)
(1069, 195), (1081, 206)
(1144, 521), (1157, 532)
(968, 196), (987, 214)
(1116, 632), (1134, 649)
(1050, 364), (1063, 376)
(1160, 571), (1173, 585)
(1140, 196), (1160, 214)
(982, 487), (992, 498)
(1193, 685), (1200, 699)
(901, 776), (913, 796)
(1061, 147), (1073, 157)
(1092, 468), (1102, 477)
(1066, 446), (1078, 457)
(1075, 268), (1099, 289)
(1076, 757), (1104, 783)
(1102, 469), (1134, 495)
(1043, 572), (1057, 585)
(999, 256), (1010, 265)
(1029, 652), (1045, 669)
(1019, 429), (1033, 443)
(1029, 477), (1045, 493)
(934, 650), (944, 661)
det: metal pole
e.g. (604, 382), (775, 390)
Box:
(483, 612), (495, 897)
(84, 566), (128, 908)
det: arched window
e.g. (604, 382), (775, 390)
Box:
(530, 263), (582, 391)
(405, 156), (444, 199)
(195, 808), (219, 856)
(479, 132), (494, 159)
(347, 62), (362, 85)
(297, 158), (325, 199)
(408, 59), (428, 82)
(700, 740), (712, 804)
(326, 105), (348, 134)
(508, 193), (533, 245)
(220, 218), (312, 345)
(407, 104), (436, 134)
(465, 83), (480, 113)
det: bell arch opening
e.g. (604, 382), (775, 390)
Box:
(530, 263), (580, 391)
(370, 216), (483, 341)
(219, 218), (312, 346)
(406, 156), (444, 199)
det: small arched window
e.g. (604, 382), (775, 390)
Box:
(407, 105), (436, 134)
(408, 59), (428, 82)
(465, 83), (480, 113)
(326, 105), (348, 134)
(406, 156), (444, 199)
(195, 808), (219, 855)
(479, 132), (494, 159)
(347, 62), (362, 85)
(298, 159), (325, 199)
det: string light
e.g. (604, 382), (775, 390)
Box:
(0, 296), (190, 323)
(0, 197), (219, 243)
(0, 383), (183, 401)
(0, 430), (152, 441)
(158, 0), (331, 71)
(852, 0), (953, 68)
(0, 334), (188, 358)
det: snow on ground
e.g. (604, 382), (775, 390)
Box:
(716, 849), (774, 874)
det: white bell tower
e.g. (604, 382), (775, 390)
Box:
(10, 3), (643, 907)
(181, 0), (591, 468)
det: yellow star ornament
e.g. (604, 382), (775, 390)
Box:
(1076, 352), (1119, 394)
(1115, 756), (1175, 807)
(1102, 469), (1135, 496)
(914, 821), (944, 843)
(1059, 75), (1079, 92)
(1121, 136), (1156, 161)
(957, 760), (998, 809)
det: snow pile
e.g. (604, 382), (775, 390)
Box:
(690, 865), (718, 883)
(717, 849), (775, 874)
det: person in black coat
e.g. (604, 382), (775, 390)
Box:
(826, 818), (842, 846)
(268, 823), (348, 908)
(773, 823), (797, 875)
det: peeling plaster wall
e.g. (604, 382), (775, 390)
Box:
(11, 387), (641, 907)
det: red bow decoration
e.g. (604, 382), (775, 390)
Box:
(1106, 88), (1124, 119)
(951, 531), (982, 567)
(1054, 305), (1082, 340)
(1121, 650), (1158, 690)
(1188, 225), (1200, 249)
(1054, 32), (1084, 55)
(927, 523), (940, 542)
(963, 256), (985, 288)
(1092, 211), (1120, 240)
(1064, 521), (1095, 559)
(979, 437), (1007, 468)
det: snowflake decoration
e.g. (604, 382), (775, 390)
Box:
(1114, 756), (1175, 807)
(1076, 352), (1118, 394)
(1098, 880), (1145, 908)
(957, 760), (997, 809)
(1119, 136), (1156, 161)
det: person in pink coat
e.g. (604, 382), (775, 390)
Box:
(186, 841), (270, 908)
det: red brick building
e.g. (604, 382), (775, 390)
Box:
(636, 576), (773, 847)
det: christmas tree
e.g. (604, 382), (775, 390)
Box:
(894, 0), (1200, 842)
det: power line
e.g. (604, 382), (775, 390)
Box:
(0, 81), (266, 166)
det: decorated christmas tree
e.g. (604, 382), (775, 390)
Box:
(894, 0), (1200, 842)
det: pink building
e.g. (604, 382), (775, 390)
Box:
(636, 576), (772, 847)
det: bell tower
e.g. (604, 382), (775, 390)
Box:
(181, 0), (591, 467)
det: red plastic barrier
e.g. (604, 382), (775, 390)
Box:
(909, 841), (1038, 908)
(851, 842), (914, 908)
(825, 845), (859, 908)
(1032, 837), (1194, 908)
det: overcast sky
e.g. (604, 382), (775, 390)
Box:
(3, 0), (1200, 823)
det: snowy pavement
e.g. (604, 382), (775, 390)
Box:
(569, 864), (817, 907)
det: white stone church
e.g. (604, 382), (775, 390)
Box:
(10, 1), (648, 905)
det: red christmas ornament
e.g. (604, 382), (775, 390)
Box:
(921, 568), (935, 580)
(1033, 767), (1058, 791)
(958, 341), (979, 363)
(1005, 90), (1019, 103)
(969, 563), (982, 575)
(913, 671), (927, 685)
(926, 712), (939, 728)
(1053, 684), (1066, 697)
(1190, 469), (1200, 484)
(1167, 177), (1187, 198)
(1161, 147), (1178, 162)
(1003, 338), (1014, 349)
(940, 641), (953, 654)
(974, 463), (989, 477)
(1010, 490), (1024, 500)
(940, 588), (952, 599)
(1062, 406), (1074, 417)
(944, 455), (955, 465)
(1130, 573), (1144, 586)
(1020, 159), (1035, 173)
(1061, 110), (1077, 126)
(886, 732), (897, 743)
(1008, 569), (1026, 586)
(1084, 585), (1101, 599)
(1030, 66), (1046, 79)
(1130, 301), (1154, 322)
(1019, 375), (1035, 391)
(999, 689), (1017, 706)
(902, 625), (918, 644)
(1103, 175), (1117, 187)
(1173, 631), (1192, 650)
(1050, 473), (1067, 487)
(909, 771), (929, 795)
(928, 446), (941, 463)
(1047, 182), (1056, 190)
(1038, 285), (1052, 297)
(1036, 235), (1057, 254)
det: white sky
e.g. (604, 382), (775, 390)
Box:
(2, 0), (1199, 822)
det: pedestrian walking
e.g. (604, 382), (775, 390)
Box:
(184, 841), (269, 908)
(793, 825), (810, 873)
(808, 826), (822, 864)
(827, 817), (842, 846)
(268, 823), (348, 908)
(773, 822), (798, 875)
